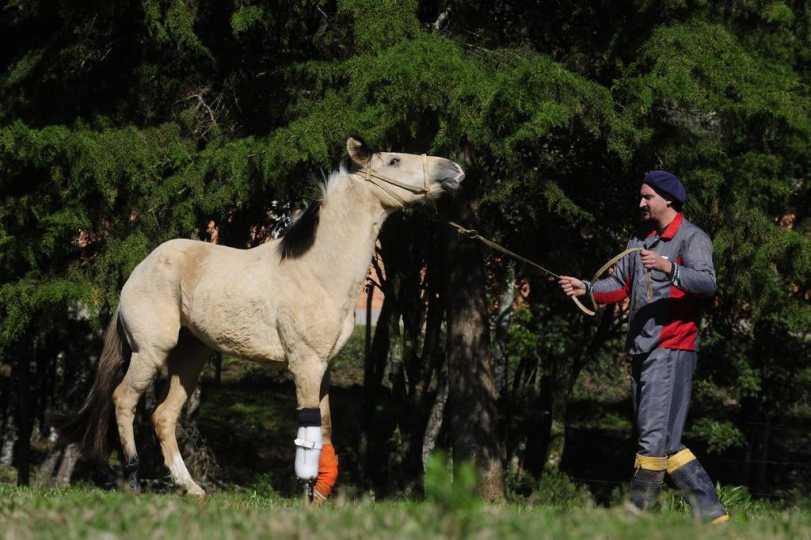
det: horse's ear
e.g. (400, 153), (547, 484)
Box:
(346, 136), (372, 166)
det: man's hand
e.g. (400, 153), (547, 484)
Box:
(640, 250), (673, 274)
(558, 276), (587, 297)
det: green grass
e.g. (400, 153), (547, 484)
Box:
(1, 485), (810, 540)
(6, 330), (806, 538)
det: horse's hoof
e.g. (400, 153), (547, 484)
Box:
(125, 472), (141, 493)
(185, 483), (206, 497)
(94, 466), (117, 490)
(123, 458), (140, 493)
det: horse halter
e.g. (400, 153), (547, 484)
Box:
(356, 154), (431, 207)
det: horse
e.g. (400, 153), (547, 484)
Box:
(61, 137), (465, 499)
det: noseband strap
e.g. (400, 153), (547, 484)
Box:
(356, 154), (431, 207)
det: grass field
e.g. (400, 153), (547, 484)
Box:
(4, 331), (810, 539)
(2, 484), (811, 540)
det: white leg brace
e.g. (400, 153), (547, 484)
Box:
(294, 409), (322, 480)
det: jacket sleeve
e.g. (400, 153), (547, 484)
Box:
(672, 230), (717, 297)
(589, 241), (634, 305)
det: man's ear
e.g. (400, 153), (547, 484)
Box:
(346, 136), (372, 167)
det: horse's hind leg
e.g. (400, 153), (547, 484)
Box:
(314, 386), (338, 501)
(112, 349), (166, 491)
(151, 333), (208, 496)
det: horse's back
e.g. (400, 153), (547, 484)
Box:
(123, 237), (210, 289)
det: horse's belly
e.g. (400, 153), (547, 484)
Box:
(185, 297), (284, 362)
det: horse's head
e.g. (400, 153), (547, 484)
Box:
(346, 137), (465, 208)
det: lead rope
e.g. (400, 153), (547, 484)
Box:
(584, 246), (652, 315)
(356, 159), (645, 316)
(447, 221), (647, 317)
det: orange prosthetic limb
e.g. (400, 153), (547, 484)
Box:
(313, 443), (338, 501)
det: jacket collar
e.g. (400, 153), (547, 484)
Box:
(645, 212), (683, 240)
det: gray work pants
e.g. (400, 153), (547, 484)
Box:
(631, 348), (697, 457)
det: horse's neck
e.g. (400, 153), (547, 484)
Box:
(293, 178), (389, 306)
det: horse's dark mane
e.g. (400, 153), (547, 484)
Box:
(279, 140), (376, 260)
(279, 201), (321, 260)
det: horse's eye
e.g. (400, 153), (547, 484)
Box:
(388, 157), (400, 167)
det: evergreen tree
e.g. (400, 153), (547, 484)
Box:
(1, 0), (808, 497)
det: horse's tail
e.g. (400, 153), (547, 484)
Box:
(59, 307), (130, 463)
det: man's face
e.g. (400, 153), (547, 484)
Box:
(639, 183), (671, 223)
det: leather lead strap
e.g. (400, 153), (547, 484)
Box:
(447, 221), (644, 317)
(354, 159), (644, 318)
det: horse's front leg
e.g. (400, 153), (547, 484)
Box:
(288, 354), (333, 502)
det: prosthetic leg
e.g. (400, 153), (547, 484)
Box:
(294, 408), (338, 502)
(294, 408), (323, 500)
(667, 448), (729, 524)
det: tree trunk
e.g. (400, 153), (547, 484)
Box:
(445, 198), (505, 501)
(418, 236), (451, 464)
(0, 365), (15, 467)
(364, 281), (374, 363)
(12, 347), (34, 485)
(756, 416), (771, 494)
(362, 288), (398, 491)
(422, 378), (449, 471)
(493, 264), (515, 399)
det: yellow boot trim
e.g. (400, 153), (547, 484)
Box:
(634, 454), (668, 471)
(711, 514), (730, 525)
(666, 448), (696, 474)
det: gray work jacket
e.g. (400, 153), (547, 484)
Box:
(589, 214), (716, 354)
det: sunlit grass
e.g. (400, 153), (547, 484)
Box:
(1, 484), (810, 540)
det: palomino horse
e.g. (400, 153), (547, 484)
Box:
(62, 137), (465, 498)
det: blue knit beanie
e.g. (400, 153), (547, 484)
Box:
(643, 170), (686, 204)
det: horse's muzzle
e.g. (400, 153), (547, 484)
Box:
(439, 163), (465, 191)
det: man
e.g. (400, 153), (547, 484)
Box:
(558, 170), (729, 523)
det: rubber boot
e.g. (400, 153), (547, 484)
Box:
(630, 469), (665, 511)
(628, 454), (667, 512)
(667, 449), (729, 524)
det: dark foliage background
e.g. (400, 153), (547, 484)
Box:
(0, 0), (809, 500)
